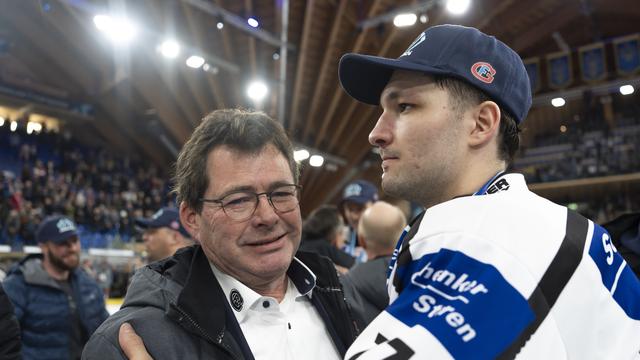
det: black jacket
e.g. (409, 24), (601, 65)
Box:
(299, 237), (356, 269)
(0, 282), (21, 360)
(82, 245), (359, 359)
(341, 256), (391, 329)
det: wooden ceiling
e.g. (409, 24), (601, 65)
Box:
(0, 0), (638, 214)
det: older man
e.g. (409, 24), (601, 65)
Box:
(82, 109), (358, 359)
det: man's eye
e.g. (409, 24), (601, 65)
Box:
(399, 103), (412, 112)
(225, 196), (253, 207)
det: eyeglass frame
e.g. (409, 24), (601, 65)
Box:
(199, 184), (302, 221)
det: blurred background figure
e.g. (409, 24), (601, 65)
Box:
(341, 201), (406, 328)
(339, 180), (378, 263)
(299, 205), (355, 273)
(134, 207), (193, 262)
(3, 215), (108, 360)
(0, 282), (21, 360)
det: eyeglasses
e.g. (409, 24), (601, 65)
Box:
(200, 184), (301, 221)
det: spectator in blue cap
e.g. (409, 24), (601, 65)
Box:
(340, 180), (378, 262)
(3, 215), (108, 360)
(338, 24), (640, 359)
(135, 207), (193, 262)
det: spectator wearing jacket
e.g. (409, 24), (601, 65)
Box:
(83, 109), (359, 359)
(340, 180), (378, 263)
(3, 215), (109, 360)
(135, 207), (193, 262)
(0, 282), (21, 360)
(342, 201), (406, 328)
(299, 205), (356, 272)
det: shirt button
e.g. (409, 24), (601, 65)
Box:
(262, 300), (270, 308)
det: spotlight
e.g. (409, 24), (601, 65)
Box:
(393, 13), (417, 27)
(217, 22), (224, 30)
(10, 121), (17, 132)
(159, 39), (180, 59)
(247, 81), (268, 102)
(247, 17), (259, 28)
(551, 97), (566, 107)
(620, 85), (635, 95)
(419, 14), (429, 24)
(186, 55), (205, 69)
(294, 149), (310, 162)
(93, 14), (138, 44)
(309, 155), (324, 167)
(446, 0), (471, 15)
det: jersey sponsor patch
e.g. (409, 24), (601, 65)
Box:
(386, 249), (533, 359)
(588, 223), (640, 320)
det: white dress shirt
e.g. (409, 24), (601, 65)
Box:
(210, 259), (341, 360)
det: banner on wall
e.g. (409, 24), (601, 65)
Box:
(613, 34), (640, 76)
(579, 42), (607, 82)
(523, 57), (541, 93)
(547, 51), (573, 89)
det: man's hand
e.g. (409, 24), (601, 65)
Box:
(119, 323), (153, 360)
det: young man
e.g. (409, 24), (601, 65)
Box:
(338, 24), (640, 358)
(135, 207), (193, 262)
(4, 215), (109, 360)
(83, 109), (359, 359)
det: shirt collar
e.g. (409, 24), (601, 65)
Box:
(209, 256), (317, 322)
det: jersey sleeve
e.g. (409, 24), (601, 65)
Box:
(347, 246), (535, 360)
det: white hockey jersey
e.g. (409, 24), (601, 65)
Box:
(346, 173), (640, 359)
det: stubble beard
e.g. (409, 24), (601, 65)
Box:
(47, 248), (79, 272)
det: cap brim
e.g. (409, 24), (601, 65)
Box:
(134, 218), (154, 229)
(339, 53), (451, 105)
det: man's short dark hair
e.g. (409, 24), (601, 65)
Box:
(302, 205), (342, 242)
(434, 76), (521, 164)
(173, 108), (299, 213)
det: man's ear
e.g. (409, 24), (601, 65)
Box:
(468, 100), (501, 148)
(179, 202), (201, 243)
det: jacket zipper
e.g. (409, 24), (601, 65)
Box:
(171, 303), (239, 359)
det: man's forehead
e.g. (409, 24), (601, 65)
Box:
(381, 70), (437, 101)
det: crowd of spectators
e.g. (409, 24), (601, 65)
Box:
(513, 116), (640, 184)
(0, 120), (173, 248)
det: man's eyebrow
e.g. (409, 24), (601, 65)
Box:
(381, 89), (400, 104)
(215, 181), (294, 197)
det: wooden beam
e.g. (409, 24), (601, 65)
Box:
(245, 0), (258, 77)
(511, 2), (579, 52)
(310, 0), (386, 148)
(288, 0), (316, 132)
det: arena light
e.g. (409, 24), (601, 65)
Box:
(0, 116), (4, 126)
(93, 14), (138, 44)
(159, 39), (180, 59)
(26, 122), (42, 135)
(393, 13), (417, 27)
(247, 81), (268, 102)
(309, 155), (324, 167)
(294, 149), (310, 162)
(551, 97), (566, 107)
(186, 55), (205, 69)
(10, 121), (17, 132)
(247, 17), (259, 28)
(620, 84), (635, 95)
(446, 0), (471, 15)
(217, 21), (224, 30)
(419, 14), (429, 24)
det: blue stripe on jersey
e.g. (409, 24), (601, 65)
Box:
(386, 249), (533, 359)
(588, 223), (640, 320)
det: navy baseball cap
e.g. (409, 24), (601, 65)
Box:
(36, 215), (78, 244)
(135, 207), (189, 238)
(341, 180), (379, 205)
(339, 24), (532, 123)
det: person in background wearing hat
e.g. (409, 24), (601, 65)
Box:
(3, 215), (109, 360)
(338, 24), (640, 358)
(135, 207), (193, 262)
(340, 180), (378, 263)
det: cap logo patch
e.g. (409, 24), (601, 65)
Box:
(343, 184), (363, 198)
(152, 209), (164, 220)
(230, 289), (243, 311)
(401, 32), (426, 57)
(56, 218), (76, 233)
(471, 62), (496, 84)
